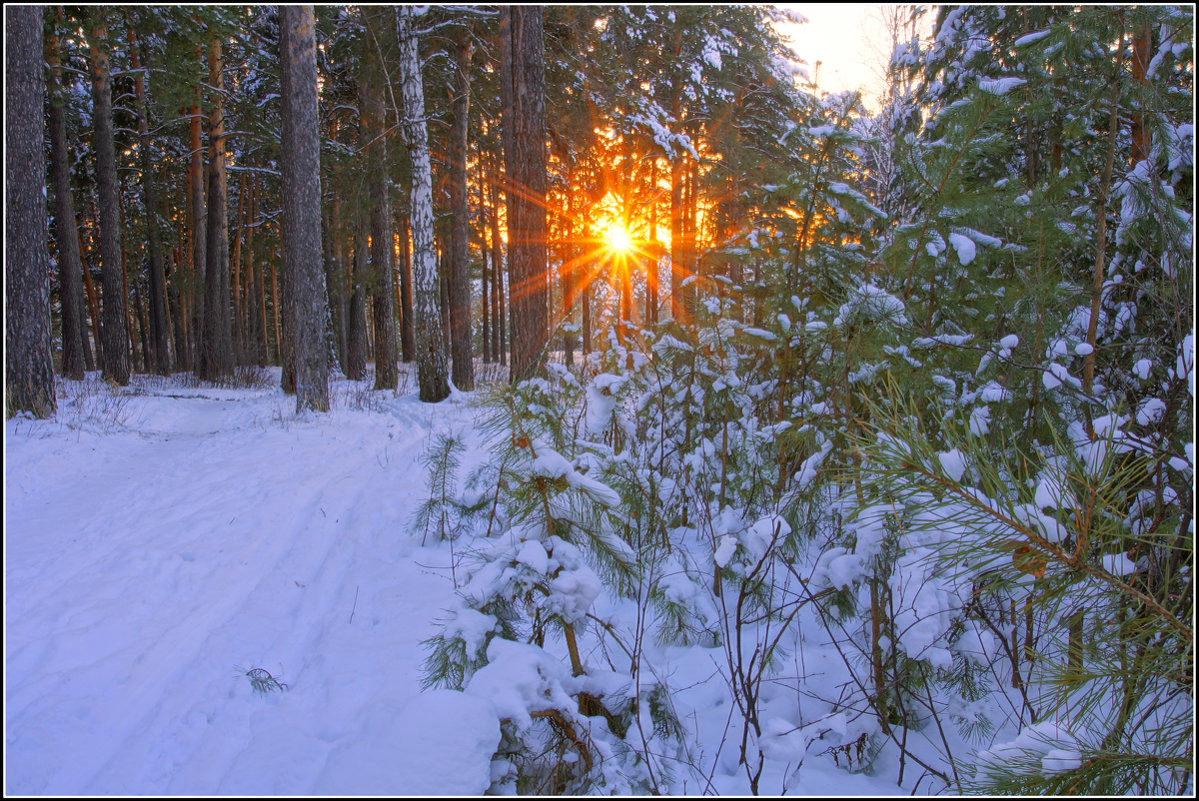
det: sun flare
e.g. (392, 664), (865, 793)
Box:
(603, 223), (633, 254)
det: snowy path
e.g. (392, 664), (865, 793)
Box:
(5, 376), (487, 794)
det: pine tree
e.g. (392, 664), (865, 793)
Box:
(280, 4), (329, 413)
(46, 18), (89, 381)
(501, 6), (550, 383)
(6, 4), (57, 417)
(87, 9), (131, 385)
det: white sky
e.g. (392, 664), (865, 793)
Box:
(774, 4), (913, 112)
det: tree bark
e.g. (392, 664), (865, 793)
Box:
(89, 11), (130, 385)
(6, 5), (56, 417)
(322, 209), (347, 373)
(128, 23), (171, 375)
(46, 23), (88, 381)
(189, 49), (206, 374)
(398, 5), (450, 402)
(448, 32), (475, 389)
(502, 6), (550, 383)
(345, 215), (368, 380)
(398, 214), (416, 363)
(201, 38), (233, 381)
(363, 8), (398, 390)
(230, 171), (247, 363)
(280, 5), (330, 412)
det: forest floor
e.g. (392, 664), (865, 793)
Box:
(6, 366), (922, 795)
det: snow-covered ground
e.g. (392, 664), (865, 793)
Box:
(6, 368), (923, 795)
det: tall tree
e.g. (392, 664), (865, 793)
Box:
(362, 7), (399, 391)
(187, 44), (206, 374)
(280, 4), (329, 412)
(447, 28), (475, 390)
(201, 37), (233, 380)
(501, 6), (550, 383)
(88, 9), (130, 385)
(6, 5), (56, 417)
(398, 5), (450, 402)
(46, 20), (88, 381)
(128, 20), (171, 375)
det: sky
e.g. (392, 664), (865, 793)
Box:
(774, 4), (919, 112)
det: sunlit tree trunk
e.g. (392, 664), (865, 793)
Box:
(6, 4), (56, 417)
(448, 31), (475, 390)
(280, 4), (329, 412)
(89, 10), (130, 385)
(398, 5), (450, 402)
(487, 154), (506, 366)
(398, 214), (416, 363)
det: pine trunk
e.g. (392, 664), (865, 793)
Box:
(201, 39), (233, 381)
(189, 60), (206, 374)
(129, 25), (171, 375)
(448, 33), (475, 390)
(363, 9), (398, 390)
(89, 12), (130, 385)
(6, 5), (56, 417)
(502, 6), (550, 383)
(46, 25), (87, 381)
(398, 215), (416, 363)
(345, 216), (368, 380)
(280, 5), (329, 413)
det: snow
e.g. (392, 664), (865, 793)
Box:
(948, 232), (977, 265)
(7, 364), (1146, 795)
(1013, 29), (1051, 48)
(6, 370), (492, 795)
(978, 76), (1027, 95)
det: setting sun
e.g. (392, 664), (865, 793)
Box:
(603, 223), (633, 254)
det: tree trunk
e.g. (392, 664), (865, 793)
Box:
(189, 52), (206, 374)
(345, 215), (368, 380)
(244, 177), (266, 366)
(363, 8), (398, 390)
(280, 5), (329, 412)
(398, 5), (450, 402)
(6, 4), (56, 417)
(201, 38), (233, 381)
(502, 6), (550, 383)
(481, 213), (491, 364)
(117, 184), (142, 373)
(46, 24), (87, 381)
(448, 32), (475, 390)
(398, 214), (416, 363)
(230, 171), (247, 363)
(89, 11), (130, 385)
(128, 23), (171, 375)
(80, 224), (104, 369)
(322, 210), (347, 374)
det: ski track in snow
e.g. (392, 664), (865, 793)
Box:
(5, 375), (481, 794)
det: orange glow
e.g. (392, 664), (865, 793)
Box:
(603, 222), (633, 255)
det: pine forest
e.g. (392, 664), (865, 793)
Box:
(4, 5), (1194, 796)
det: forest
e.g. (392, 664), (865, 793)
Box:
(4, 4), (1194, 796)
